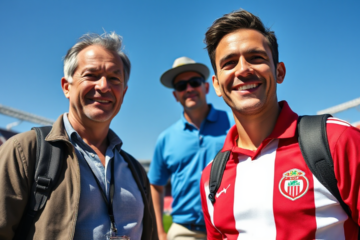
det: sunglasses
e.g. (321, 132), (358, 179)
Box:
(173, 77), (205, 92)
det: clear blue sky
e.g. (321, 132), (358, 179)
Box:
(1, 0), (359, 160)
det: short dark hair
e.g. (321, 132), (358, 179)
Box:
(205, 10), (279, 74)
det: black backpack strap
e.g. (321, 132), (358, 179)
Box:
(120, 150), (157, 240)
(208, 150), (230, 204)
(120, 150), (147, 196)
(297, 115), (353, 219)
(14, 126), (64, 240)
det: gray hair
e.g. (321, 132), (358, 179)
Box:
(63, 32), (131, 85)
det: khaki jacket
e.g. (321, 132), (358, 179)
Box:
(0, 115), (158, 240)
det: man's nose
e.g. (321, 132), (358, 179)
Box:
(95, 76), (111, 92)
(235, 57), (254, 77)
(185, 81), (195, 91)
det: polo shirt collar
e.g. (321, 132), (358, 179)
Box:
(206, 104), (218, 122)
(181, 104), (218, 129)
(222, 101), (298, 153)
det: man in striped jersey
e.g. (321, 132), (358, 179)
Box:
(200, 9), (360, 239)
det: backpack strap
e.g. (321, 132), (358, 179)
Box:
(120, 150), (157, 240)
(208, 150), (230, 204)
(120, 150), (147, 197)
(14, 126), (64, 240)
(297, 115), (352, 219)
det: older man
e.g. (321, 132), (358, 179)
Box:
(0, 32), (158, 240)
(148, 57), (234, 240)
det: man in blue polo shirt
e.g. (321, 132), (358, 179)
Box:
(148, 57), (234, 240)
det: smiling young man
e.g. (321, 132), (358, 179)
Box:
(200, 10), (360, 239)
(0, 33), (157, 240)
(148, 57), (234, 240)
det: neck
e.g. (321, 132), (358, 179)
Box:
(67, 113), (109, 154)
(183, 104), (210, 129)
(234, 103), (281, 150)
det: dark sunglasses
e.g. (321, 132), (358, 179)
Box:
(173, 77), (205, 92)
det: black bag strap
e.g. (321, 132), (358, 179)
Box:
(208, 150), (230, 204)
(120, 150), (156, 240)
(297, 115), (353, 219)
(13, 126), (64, 240)
(120, 150), (147, 196)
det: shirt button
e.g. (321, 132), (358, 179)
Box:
(199, 136), (203, 140)
(90, 153), (95, 158)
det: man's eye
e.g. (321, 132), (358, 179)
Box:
(251, 56), (265, 61)
(222, 61), (236, 68)
(84, 74), (97, 78)
(110, 77), (125, 85)
(110, 77), (122, 83)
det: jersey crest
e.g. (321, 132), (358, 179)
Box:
(279, 169), (309, 200)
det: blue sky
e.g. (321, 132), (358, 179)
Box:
(1, 0), (359, 160)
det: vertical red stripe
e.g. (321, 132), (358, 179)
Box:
(273, 139), (317, 239)
(344, 218), (358, 239)
(212, 154), (239, 240)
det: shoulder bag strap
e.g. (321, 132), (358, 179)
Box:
(297, 115), (353, 219)
(208, 150), (230, 204)
(14, 126), (64, 240)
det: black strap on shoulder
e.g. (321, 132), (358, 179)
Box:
(120, 150), (156, 240)
(120, 150), (147, 196)
(297, 115), (353, 218)
(13, 126), (64, 240)
(208, 150), (230, 204)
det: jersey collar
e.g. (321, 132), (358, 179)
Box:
(222, 101), (298, 157)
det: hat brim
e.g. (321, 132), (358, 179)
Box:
(160, 63), (210, 88)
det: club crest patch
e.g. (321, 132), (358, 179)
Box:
(279, 169), (309, 201)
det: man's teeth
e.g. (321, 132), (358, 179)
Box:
(238, 84), (258, 91)
(95, 100), (109, 103)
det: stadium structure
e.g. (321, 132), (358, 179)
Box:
(0, 104), (54, 145)
(317, 97), (360, 129)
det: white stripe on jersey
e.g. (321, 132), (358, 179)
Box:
(327, 120), (351, 127)
(327, 117), (351, 127)
(233, 139), (278, 240)
(313, 176), (347, 239)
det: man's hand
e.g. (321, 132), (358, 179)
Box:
(158, 231), (167, 240)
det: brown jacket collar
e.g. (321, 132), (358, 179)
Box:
(45, 114), (71, 143)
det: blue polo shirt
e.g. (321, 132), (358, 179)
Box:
(148, 105), (234, 225)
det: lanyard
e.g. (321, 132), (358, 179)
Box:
(80, 151), (118, 234)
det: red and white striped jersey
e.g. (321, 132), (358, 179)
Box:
(200, 101), (360, 240)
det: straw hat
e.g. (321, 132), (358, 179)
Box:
(160, 56), (210, 88)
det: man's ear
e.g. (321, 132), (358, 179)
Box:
(276, 62), (286, 84)
(212, 75), (222, 97)
(61, 77), (71, 99)
(204, 82), (210, 94)
(120, 85), (128, 102)
(172, 91), (179, 102)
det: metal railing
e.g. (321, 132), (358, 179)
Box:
(0, 104), (54, 129)
(317, 97), (360, 115)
